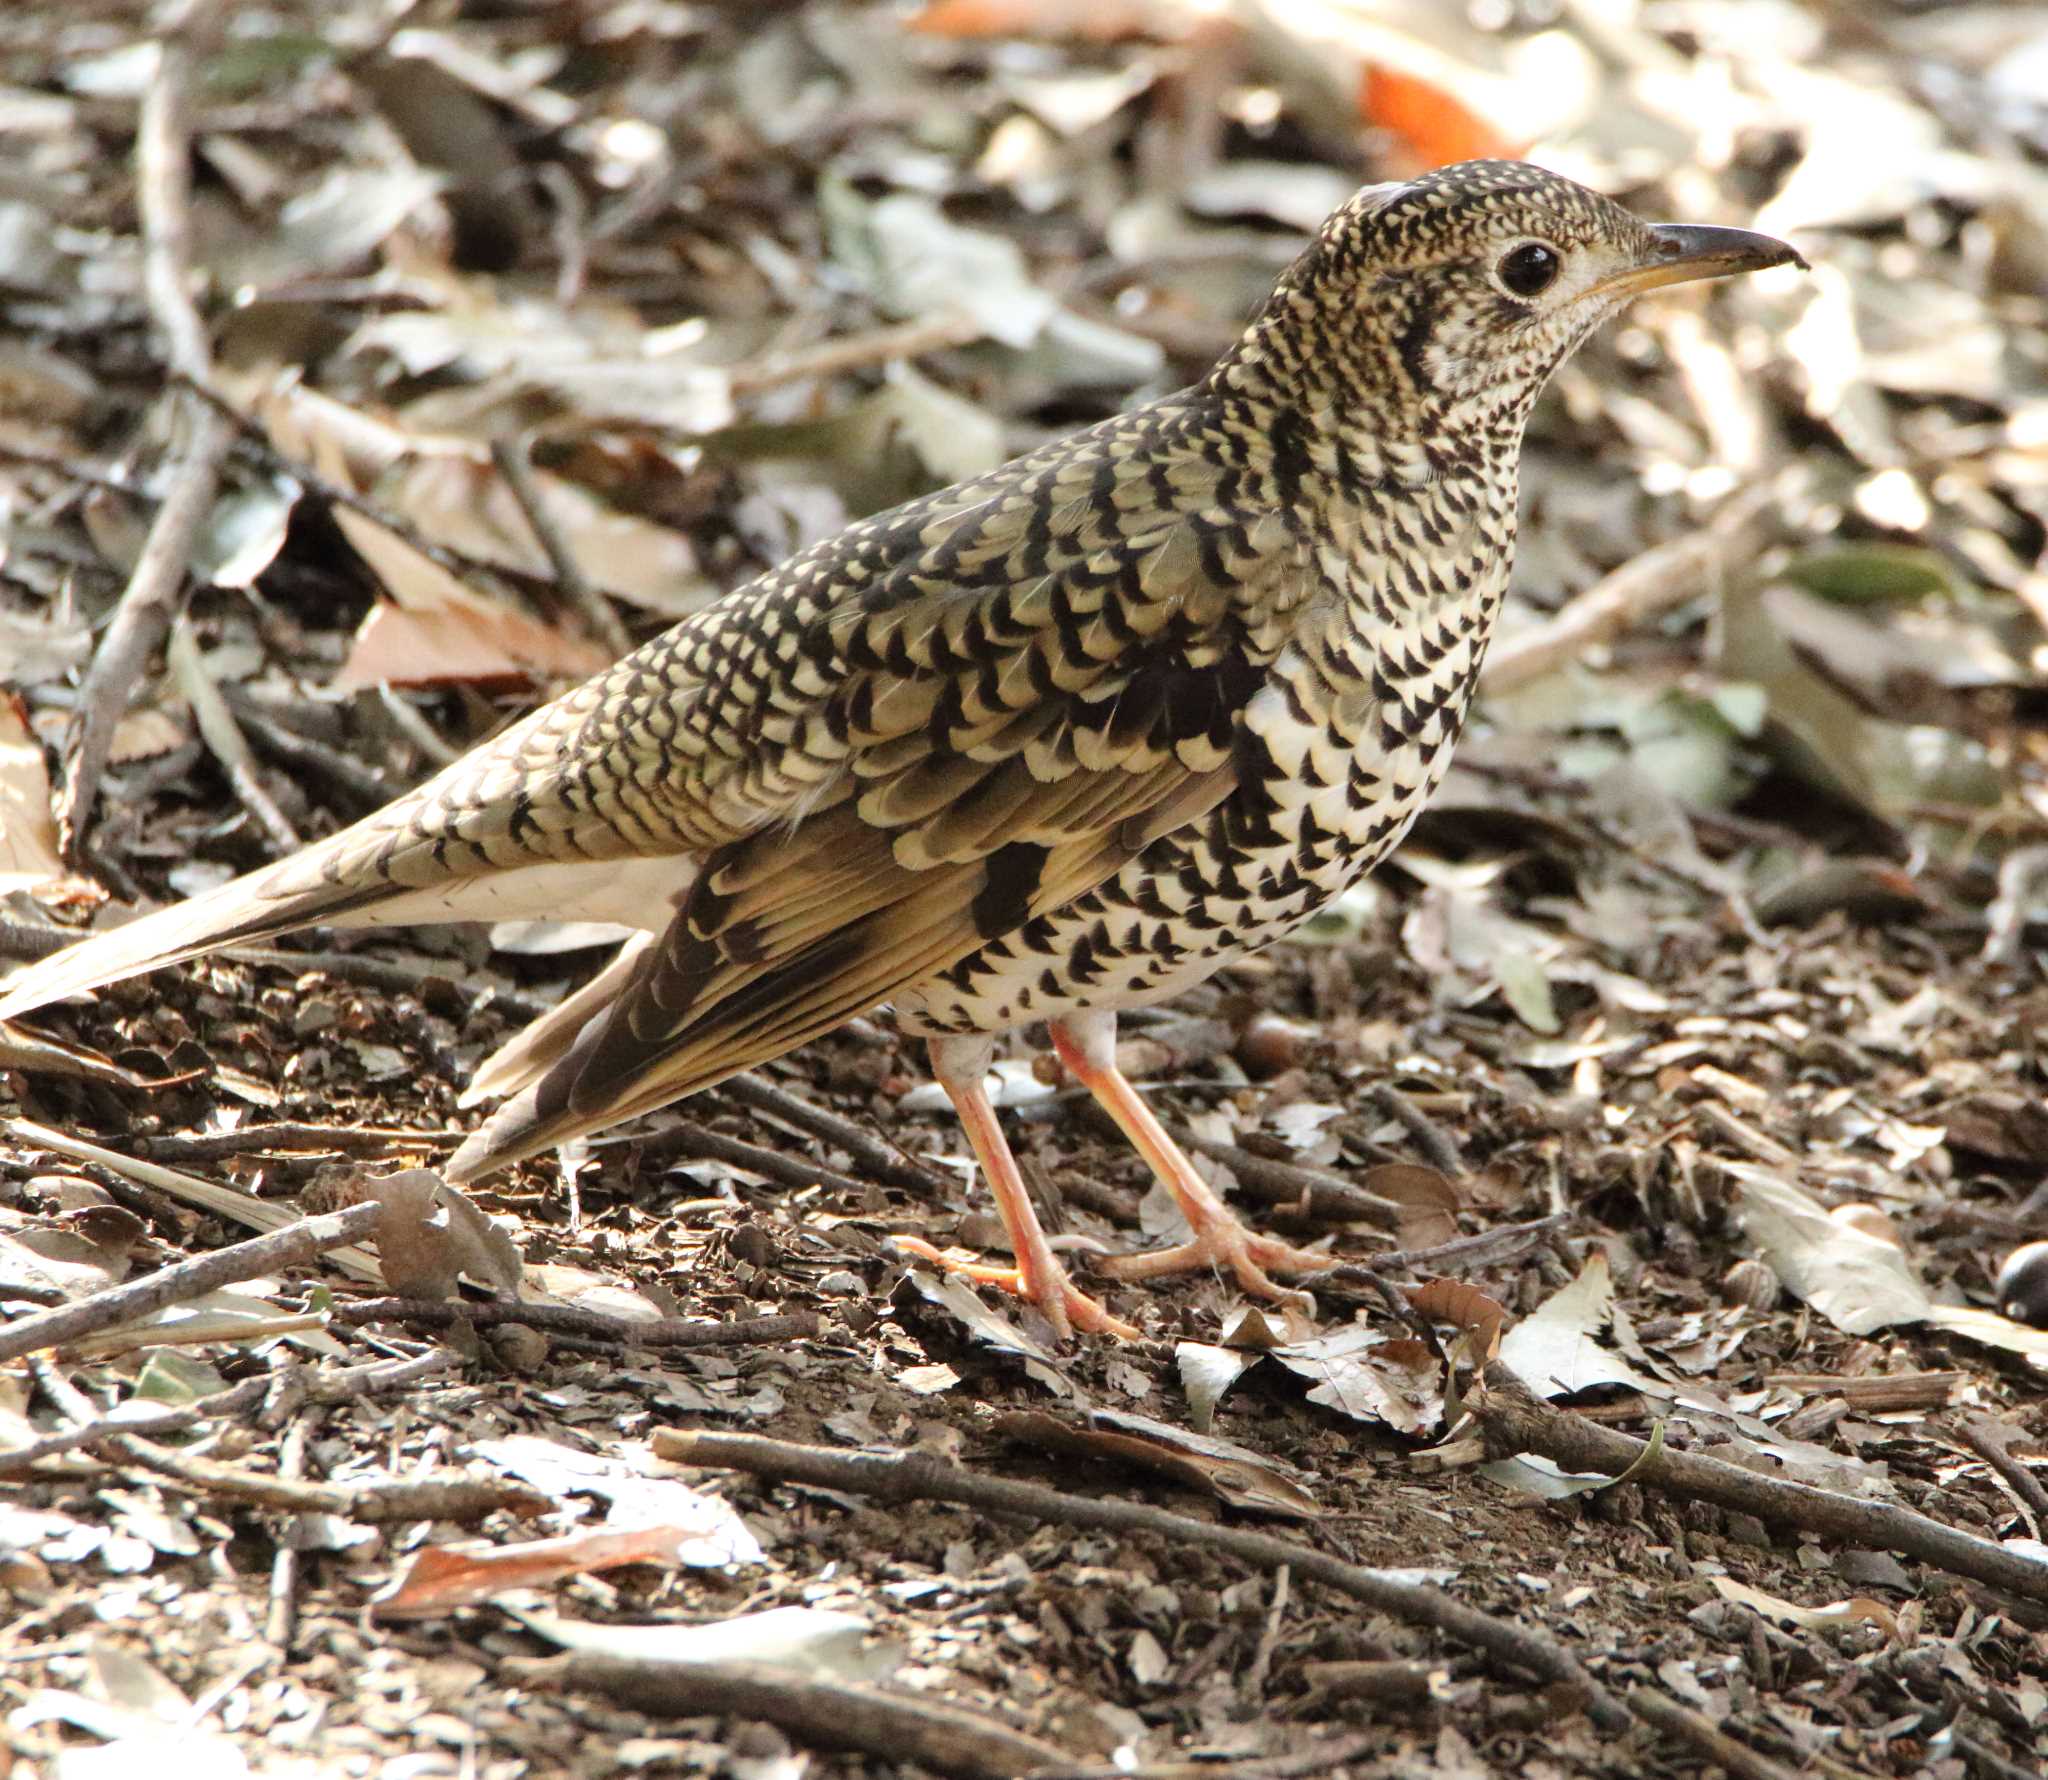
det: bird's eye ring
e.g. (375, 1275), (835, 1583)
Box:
(1496, 241), (1561, 298)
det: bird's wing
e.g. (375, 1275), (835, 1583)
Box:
(443, 414), (1310, 1176)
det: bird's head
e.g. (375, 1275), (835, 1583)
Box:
(1226, 159), (1804, 444)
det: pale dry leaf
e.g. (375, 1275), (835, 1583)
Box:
(0, 692), (64, 894)
(1498, 1251), (1662, 1400)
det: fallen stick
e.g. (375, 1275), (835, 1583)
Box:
(329, 1300), (819, 1350)
(0, 1200), (384, 1365)
(1472, 1363), (2048, 1606)
(653, 1427), (1630, 1729)
(1479, 481), (1778, 696)
(0, 1351), (451, 1475)
(29, 1356), (540, 1524)
(510, 1654), (1065, 1780)
(57, 5), (237, 859)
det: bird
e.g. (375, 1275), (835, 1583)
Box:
(0, 160), (1801, 1340)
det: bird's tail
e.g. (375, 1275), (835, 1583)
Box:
(0, 849), (394, 1022)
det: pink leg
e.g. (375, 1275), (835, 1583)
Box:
(900, 1037), (1138, 1341)
(1051, 1011), (1335, 1303)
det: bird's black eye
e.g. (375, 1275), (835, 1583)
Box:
(1496, 242), (1561, 298)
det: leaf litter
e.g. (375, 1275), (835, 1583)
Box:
(4, 0), (2048, 1776)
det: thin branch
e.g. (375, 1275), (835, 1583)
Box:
(490, 437), (634, 657)
(131, 1123), (450, 1164)
(27, 1352), (538, 1523)
(1031, 1730), (1379, 1780)
(1370, 1083), (1465, 1177)
(723, 1071), (957, 1198)
(0, 1201), (384, 1365)
(0, 1352), (451, 1475)
(167, 615), (301, 852)
(614, 1116), (889, 1202)
(328, 1299), (820, 1350)
(513, 1654), (1066, 1780)
(725, 309), (983, 395)
(1626, 1688), (1804, 1780)
(653, 1428), (1631, 1729)
(1480, 480), (1779, 696)
(1153, 1118), (1400, 1226)
(57, 5), (236, 861)
(1472, 1363), (2048, 1606)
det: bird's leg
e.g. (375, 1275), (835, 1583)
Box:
(899, 1035), (1139, 1341)
(1050, 1010), (1335, 1304)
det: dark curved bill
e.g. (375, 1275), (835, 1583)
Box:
(1594, 222), (1808, 298)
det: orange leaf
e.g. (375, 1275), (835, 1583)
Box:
(907, 0), (1192, 41)
(1360, 64), (1517, 172)
(373, 1524), (724, 1620)
(1410, 1277), (1509, 1357)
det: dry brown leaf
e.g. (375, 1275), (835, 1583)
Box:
(373, 1524), (730, 1619)
(335, 586), (612, 692)
(0, 692), (65, 895)
(1362, 1162), (1463, 1250)
(1410, 1277), (1509, 1358)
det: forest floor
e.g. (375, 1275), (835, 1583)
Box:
(5, 3), (2048, 1777)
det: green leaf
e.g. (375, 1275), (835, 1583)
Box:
(1781, 544), (1962, 606)
(134, 1350), (226, 1407)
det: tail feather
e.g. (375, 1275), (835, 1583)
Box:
(0, 862), (389, 1021)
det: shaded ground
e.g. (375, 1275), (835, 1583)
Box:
(5, 2), (2048, 1777)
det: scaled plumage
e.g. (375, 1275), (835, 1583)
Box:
(0, 161), (1801, 1337)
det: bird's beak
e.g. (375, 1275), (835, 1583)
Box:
(1591, 223), (1807, 299)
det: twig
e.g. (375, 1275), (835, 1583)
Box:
(176, 372), (578, 622)
(57, 7), (236, 862)
(266, 1412), (309, 1644)
(1370, 1083), (1465, 1177)
(725, 309), (984, 395)
(4, 1117), (383, 1281)
(60, 408), (237, 861)
(0, 1351), (451, 1474)
(1954, 1415), (2048, 1531)
(1626, 1688), (1802, 1780)
(1154, 1119), (1400, 1226)
(490, 437), (633, 658)
(723, 1071), (955, 1197)
(1471, 1363), (2048, 1605)
(166, 616), (301, 852)
(220, 688), (395, 807)
(616, 1117), (886, 1201)
(328, 1299), (820, 1350)
(1480, 481), (1778, 695)
(1336, 1213), (1570, 1279)
(226, 943), (555, 1021)
(0, 916), (69, 963)
(26, 1351), (536, 1523)
(653, 1428), (1630, 1729)
(1244, 1563), (1289, 1697)
(1297, 1659), (1442, 1703)
(131, 1123), (450, 1163)
(96, 1432), (537, 1522)
(0, 1201), (384, 1365)
(512, 1654), (1064, 1780)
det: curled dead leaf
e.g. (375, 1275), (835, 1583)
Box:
(1409, 1277), (1509, 1358)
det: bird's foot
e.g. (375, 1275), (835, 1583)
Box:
(891, 1234), (1140, 1341)
(1097, 1213), (1334, 1313)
